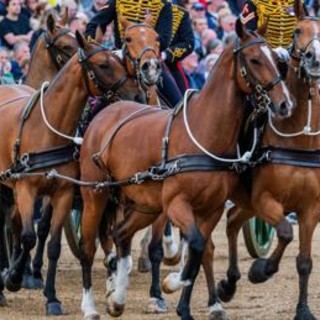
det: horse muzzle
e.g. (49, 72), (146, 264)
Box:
(303, 51), (320, 79)
(140, 59), (162, 86)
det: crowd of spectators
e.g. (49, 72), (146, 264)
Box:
(0, 0), (319, 88)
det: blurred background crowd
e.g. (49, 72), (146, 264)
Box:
(0, 0), (319, 88)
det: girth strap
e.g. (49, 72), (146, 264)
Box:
(256, 146), (320, 168)
(13, 144), (79, 174)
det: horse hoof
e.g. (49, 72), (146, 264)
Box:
(209, 302), (229, 320)
(22, 274), (35, 289)
(0, 293), (7, 307)
(294, 306), (317, 320)
(145, 297), (168, 314)
(46, 302), (64, 316)
(163, 251), (181, 266)
(106, 295), (124, 317)
(32, 277), (45, 290)
(84, 312), (100, 320)
(217, 279), (236, 302)
(4, 272), (22, 292)
(162, 272), (183, 294)
(248, 259), (270, 284)
(137, 256), (151, 273)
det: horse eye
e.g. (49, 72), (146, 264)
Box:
(62, 45), (72, 51)
(250, 58), (260, 65)
(156, 36), (160, 42)
(99, 63), (109, 69)
(125, 37), (132, 43)
(294, 28), (301, 35)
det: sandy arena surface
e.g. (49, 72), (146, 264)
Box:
(1, 216), (320, 320)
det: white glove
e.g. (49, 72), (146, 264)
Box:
(273, 47), (290, 62)
(161, 51), (167, 61)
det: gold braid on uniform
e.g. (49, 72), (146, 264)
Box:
(116, 0), (164, 40)
(252, 0), (299, 48)
(171, 5), (184, 42)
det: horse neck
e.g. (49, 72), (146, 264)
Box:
(264, 58), (320, 148)
(185, 48), (244, 154)
(36, 54), (88, 143)
(24, 40), (58, 89)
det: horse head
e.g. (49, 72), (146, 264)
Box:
(235, 19), (296, 118)
(44, 10), (78, 69)
(75, 32), (145, 103)
(292, 0), (320, 79)
(120, 16), (162, 88)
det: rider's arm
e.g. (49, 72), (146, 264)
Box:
(164, 10), (194, 64)
(240, 0), (258, 31)
(85, 0), (116, 40)
(155, 1), (173, 51)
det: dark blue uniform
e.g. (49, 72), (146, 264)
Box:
(85, 0), (172, 51)
(163, 4), (194, 95)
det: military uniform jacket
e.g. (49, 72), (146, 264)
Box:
(240, 0), (298, 48)
(85, 0), (172, 51)
(165, 4), (194, 64)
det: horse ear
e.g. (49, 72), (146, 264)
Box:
(235, 18), (248, 40)
(95, 25), (104, 43)
(257, 16), (269, 36)
(120, 15), (131, 30)
(47, 14), (56, 33)
(60, 6), (69, 26)
(294, 0), (305, 20)
(75, 31), (87, 49)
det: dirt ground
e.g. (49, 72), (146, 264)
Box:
(1, 216), (320, 320)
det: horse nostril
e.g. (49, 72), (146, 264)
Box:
(314, 60), (320, 68)
(141, 62), (149, 71)
(305, 51), (313, 60)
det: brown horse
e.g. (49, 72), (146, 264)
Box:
(0, 32), (143, 315)
(24, 11), (77, 88)
(3, 12), (80, 291)
(216, 7), (320, 320)
(120, 16), (162, 105)
(78, 20), (295, 320)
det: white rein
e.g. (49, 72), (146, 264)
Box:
(40, 81), (83, 145)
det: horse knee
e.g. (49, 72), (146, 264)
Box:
(148, 240), (163, 264)
(47, 239), (61, 261)
(188, 224), (205, 254)
(276, 219), (293, 244)
(21, 231), (36, 251)
(296, 255), (312, 276)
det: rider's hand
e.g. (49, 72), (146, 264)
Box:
(161, 51), (167, 62)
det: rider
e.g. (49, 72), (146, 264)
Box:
(85, 0), (183, 107)
(240, 0), (301, 60)
(162, 0), (195, 95)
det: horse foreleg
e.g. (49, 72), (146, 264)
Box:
(218, 206), (253, 302)
(4, 187), (36, 293)
(137, 226), (152, 273)
(249, 196), (293, 284)
(294, 210), (318, 320)
(162, 219), (180, 266)
(32, 200), (52, 289)
(43, 190), (73, 316)
(107, 210), (156, 317)
(146, 212), (167, 314)
(80, 188), (108, 320)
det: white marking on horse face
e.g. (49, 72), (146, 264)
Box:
(113, 256), (132, 305)
(113, 49), (123, 59)
(261, 46), (294, 112)
(81, 288), (99, 317)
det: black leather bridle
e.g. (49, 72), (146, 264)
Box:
(43, 27), (74, 70)
(234, 37), (282, 113)
(122, 23), (160, 89)
(78, 46), (129, 101)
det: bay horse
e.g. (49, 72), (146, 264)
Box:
(216, 6), (320, 320)
(120, 16), (162, 105)
(0, 32), (143, 316)
(3, 12), (80, 291)
(78, 20), (295, 320)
